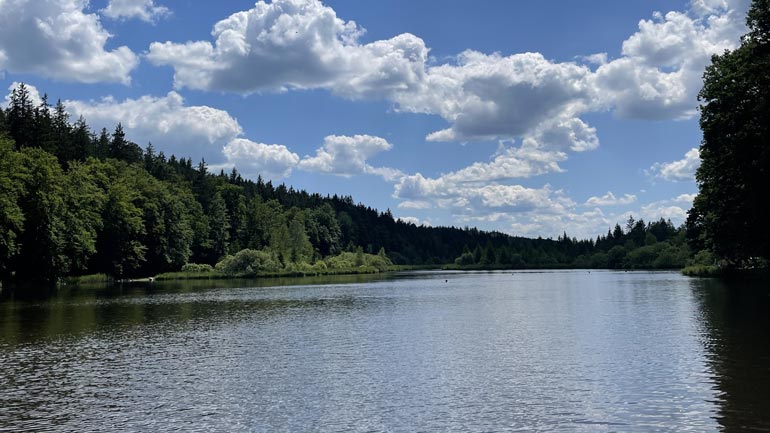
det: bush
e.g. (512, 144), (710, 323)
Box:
(682, 264), (722, 277)
(688, 250), (716, 267)
(181, 263), (214, 273)
(325, 251), (393, 271)
(215, 249), (281, 276)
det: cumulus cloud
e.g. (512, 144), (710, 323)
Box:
(648, 147), (701, 181)
(446, 145), (568, 184)
(137, 0), (751, 203)
(139, 0), (750, 176)
(0, 0), (138, 84)
(147, 0), (427, 97)
(390, 137), (585, 235)
(408, 51), (593, 143)
(593, 2), (748, 120)
(394, 169), (573, 218)
(101, 0), (170, 23)
(65, 91), (242, 160)
(585, 192), (638, 206)
(581, 53), (608, 65)
(674, 193), (697, 203)
(221, 139), (300, 179)
(639, 202), (690, 222)
(299, 134), (403, 180)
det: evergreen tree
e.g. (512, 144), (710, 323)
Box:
(13, 148), (69, 283)
(108, 123), (143, 164)
(34, 94), (56, 155)
(6, 83), (35, 150)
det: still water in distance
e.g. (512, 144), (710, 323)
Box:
(1, 270), (769, 432)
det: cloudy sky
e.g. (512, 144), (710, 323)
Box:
(0, 0), (750, 239)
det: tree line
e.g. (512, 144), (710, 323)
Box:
(0, 83), (702, 286)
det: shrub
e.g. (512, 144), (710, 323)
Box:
(215, 249), (281, 276)
(181, 263), (214, 273)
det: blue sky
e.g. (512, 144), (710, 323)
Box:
(0, 0), (750, 238)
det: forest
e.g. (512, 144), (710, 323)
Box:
(0, 83), (702, 287)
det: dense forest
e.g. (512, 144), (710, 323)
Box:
(0, 82), (704, 287)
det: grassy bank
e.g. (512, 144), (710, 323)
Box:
(65, 273), (113, 285)
(681, 265), (722, 277)
(154, 265), (399, 281)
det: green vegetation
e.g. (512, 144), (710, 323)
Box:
(0, 82), (711, 288)
(66, 274), (113, 285)
(686, 0), (770, 275)
(449, 216), (691, 270)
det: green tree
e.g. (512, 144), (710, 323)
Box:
(6, 83), (36, 150)
(68, 116), (91, 163)
(61, 160), (107, 274)
(90, 161), (147, 278)
(108, 123), (143, 164)
(13, 148), (69, 283)
(207, 192), (231, 263)
(287, 215), (313, 263)
(94, 128), (110, 159)
(305, 204), (341, 256)
(688, 0), (770, 265)
(0, 136), (27, 281)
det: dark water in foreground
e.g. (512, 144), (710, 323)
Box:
(1, 270), (769, 432)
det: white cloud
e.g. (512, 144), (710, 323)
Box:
(298, 134), (403, 180)
(397, 200), (432, 210)
(0, 0), (138, 84)
(639, 202), (690, 222)
(101, 0), (170, 23)
(648, 147), (700, 181)
(674, 193), (696, 203)
(392, 138), (573, 199)
(585, 192), (638, 206)
(406, 51), (593, 143)
(141, 0), (748, 156)
(147, 0), (427, 98)
(522, 116), (599, 152)
(221, 138), (300, 179)
(390, 138), (584, 236)
(582, 53), (608, 65)
(446, 145), (568, 183)
(394, 169), (574, 217)
(65, 91), (242, 160)
(592, 3), (748, 120)
(690, 0), (735, 16)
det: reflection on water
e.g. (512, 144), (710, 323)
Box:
(691, 278), (770, 432)
(1, 270), (768, 432)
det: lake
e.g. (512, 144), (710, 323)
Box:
(1, 270), (769, 432)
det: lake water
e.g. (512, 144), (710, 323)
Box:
(1, 270), (769, 432)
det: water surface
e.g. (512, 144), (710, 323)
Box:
(1, 270), (768, 432)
